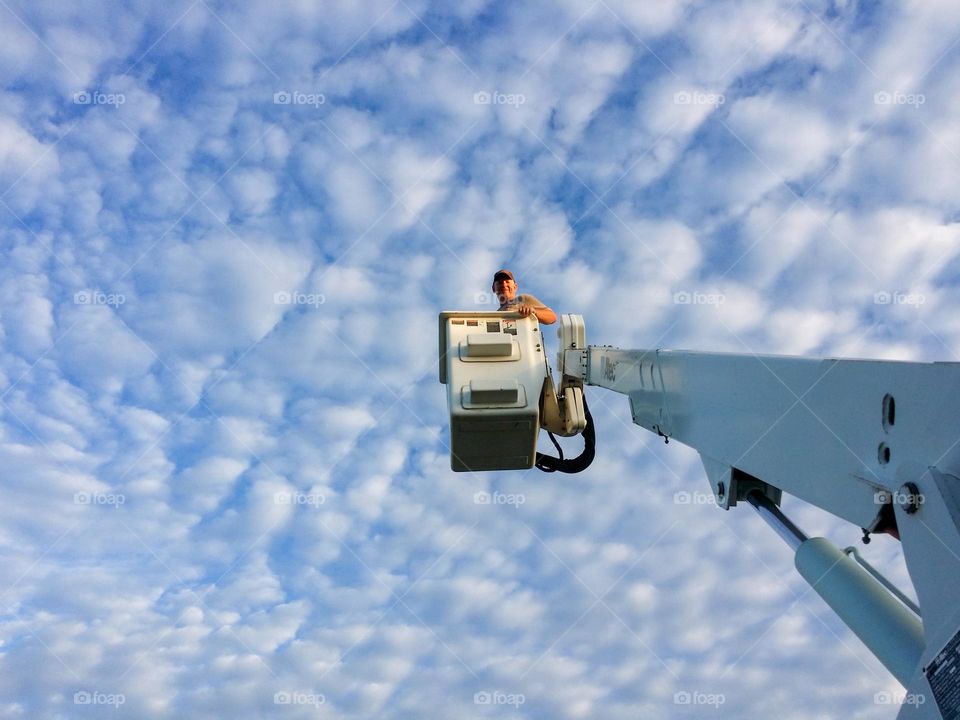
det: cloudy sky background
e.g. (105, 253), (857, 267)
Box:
(1, 0), (959, 717)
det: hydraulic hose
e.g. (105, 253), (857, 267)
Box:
(535, 395), (596, 473)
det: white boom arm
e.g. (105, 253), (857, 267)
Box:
(569, 342), (960, 719)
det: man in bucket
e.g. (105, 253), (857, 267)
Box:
(491, 269), (557, 325)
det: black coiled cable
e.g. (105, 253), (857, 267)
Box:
(535, 395), (596, 473)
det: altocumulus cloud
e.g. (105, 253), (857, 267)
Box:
(0, 0), (958, 718)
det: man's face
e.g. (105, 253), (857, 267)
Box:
(493, 277), (517, 302)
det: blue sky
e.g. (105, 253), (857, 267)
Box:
(1, 0), (959, 717)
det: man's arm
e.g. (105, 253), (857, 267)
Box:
(531, 305), (557, 324)
(517, 294), (557, 325)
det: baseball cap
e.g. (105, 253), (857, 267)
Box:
(492, 269), (515, 283)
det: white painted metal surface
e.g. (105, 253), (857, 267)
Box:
(795, 536), (925, 685)
(439, 311), (548, 471)
(585, 348), (960, 529)
(541, 314), (589, 437)
(585, 346), (960, 719)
